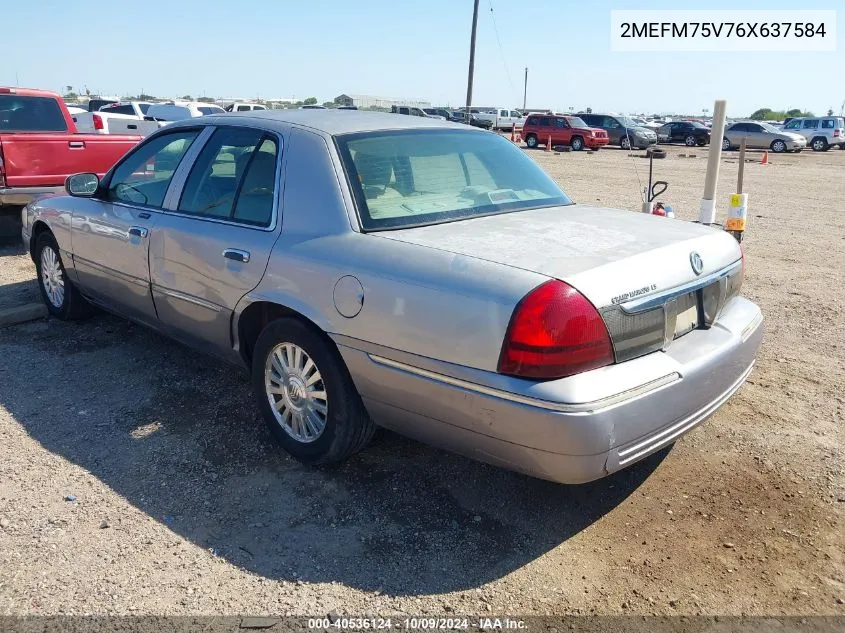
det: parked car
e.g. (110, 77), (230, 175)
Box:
(424, 108), (454, 120)
(225, 102), (267, 112)
(0, 87), (141, 237)
(722, 121), (806, 153)
(300, 105), (327, 110)
(656, 121), (711, 146)
(74, 101), (161, 136)
(20, 111), (762, 483)
(144, 101), (225, 121)
(450, 111), (493, 129)
(780, 116), (845, 151)
(472, 108), (524, 131)
(337, 106), (358, 111)
(522, 114), (609, 151)
(578, 113), (657, 149)
(390, 105), (443, 119)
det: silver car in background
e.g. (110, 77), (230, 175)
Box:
(722, 121), (806, 153)
(21, 111), (763, 484)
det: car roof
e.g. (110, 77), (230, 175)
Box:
(181, 109), (464, 135)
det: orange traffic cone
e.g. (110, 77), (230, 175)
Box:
(516, 132), (522, 143)
(510, 123), (516, 143)
(760, 151), (769, 165)
(545, 135), (552, 152)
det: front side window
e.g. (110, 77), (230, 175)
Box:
(0, 95), (67, 132)
(821, 119), (836, 129)
(802, 119), (819, 129)
(554, 118), (569, 128)
(138, 103), (151, 115)
(337, 129), (571, 231)
(178, 127), (278, 227)
(107, 130), (200, 207)
(785, 120), (801, 129)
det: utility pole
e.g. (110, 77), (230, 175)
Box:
(465, 0), (480, 119)
(523, 67), (528, 111)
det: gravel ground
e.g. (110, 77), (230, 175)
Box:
(0, 145), (842, 617)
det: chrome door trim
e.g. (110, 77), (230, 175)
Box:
(73, 255), (149, 288)
(621, 260), (742, 314)
(367, 354), (680, 415)
(151, 284), (223, 313)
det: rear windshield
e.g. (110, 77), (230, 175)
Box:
(337, 129), (571, 231)
(0, 95), (68, 132)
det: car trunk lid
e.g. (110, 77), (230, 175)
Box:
(380, 204), (744, 362)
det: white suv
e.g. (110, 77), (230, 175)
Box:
(782, 116), (845, 151)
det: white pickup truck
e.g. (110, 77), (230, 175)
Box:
(73, 101), (165, 137)
(472, 108), (524, 131)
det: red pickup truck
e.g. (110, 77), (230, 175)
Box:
(0, 87), (141, 237)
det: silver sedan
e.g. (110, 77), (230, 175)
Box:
(21, 111), (763, 484)
(723, 121), (807, 152)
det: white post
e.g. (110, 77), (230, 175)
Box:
(699, 99), (727, 224)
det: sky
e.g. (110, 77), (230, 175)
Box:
(3, 0), (842, 117)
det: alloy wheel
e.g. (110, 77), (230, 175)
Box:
(40, 246), (65, 309)
(264, 342), (328, 443)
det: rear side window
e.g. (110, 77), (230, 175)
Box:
(178, 127), (277, 227)
(802, 119), (819, 129)
(107, 130), (199, 208)
(821, 119), (837, 129)
(0, 95), (67, 132)
(237, 105), (251, 112)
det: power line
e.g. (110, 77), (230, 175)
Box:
(487, 0), (518, 104)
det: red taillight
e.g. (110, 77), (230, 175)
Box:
(498, 280), (614, 380)
(93, 114), (104, 130)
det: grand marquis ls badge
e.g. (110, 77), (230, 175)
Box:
(690, 251), (704, 275)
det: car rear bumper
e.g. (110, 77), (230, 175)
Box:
(0, 186), (64, 207)
(337, 296), (763, 484)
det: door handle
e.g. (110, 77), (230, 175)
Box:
(127, 124), (137, 130)
(69, 141), (85, 149)
(138, 212), (151, 219)
(128, 226), (149, 238)
(223, 248), (250, 263)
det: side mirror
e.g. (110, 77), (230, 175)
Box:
(65, 173), (100, 197)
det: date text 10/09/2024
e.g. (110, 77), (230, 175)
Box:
(308, 618), (527, 630)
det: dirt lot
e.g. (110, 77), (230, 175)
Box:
(0, 145), (842, 617)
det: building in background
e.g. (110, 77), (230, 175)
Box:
(334, 94), (431, 110)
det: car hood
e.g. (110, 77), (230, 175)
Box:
(380, 204), (741, 308)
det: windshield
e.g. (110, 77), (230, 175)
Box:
(568, 117), (588, 128)
(337, 129), (572, 231)
(618, 116), (640, 127)
(690, 121), (708, 129)
(759, 122), (781, 133)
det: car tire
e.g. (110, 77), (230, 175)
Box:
(251, 317), (375, 466)
(34, 232), (93, 320)
(684, 135), (697, 146)
(811, 137), (828, 152)
(525, 134), (538, 149)
(721, 137), (732, 151)
(570, 136), (584, 151)
(620, 136), (631, 150)
(770, 139), (787, 153)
